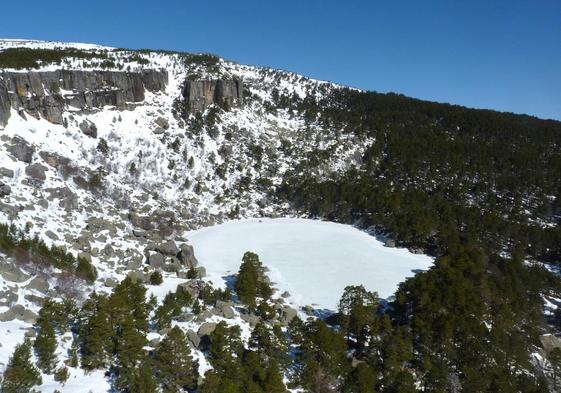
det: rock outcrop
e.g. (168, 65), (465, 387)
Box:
(0, 69), (168, 126)
(183, 78), (243, 112)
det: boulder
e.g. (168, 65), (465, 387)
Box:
(214, 300), (235, 319)
(186, 329), (200, 348)
(384, 239), (396, 248)
(0, 305), (38, 323)
(0, 167), (14, 178)
(240, 313), (260, 327)
(7, 136), (35, 162)
(0, 181), (11, 197)
(25, 163), (48, 182)
(279, 305), (298, 326)
(155, 240), (179, 256)
(25, 276), (50, 293)
(197, 322), (217, 338)
(79, 119), (98, 138)
(148, 252), (165, 268)
(0, 289), (18, 306)
(132, 229), (148, 238)
(155, 117), (169, 130)
(177, 280), (205, 299)
(104, 277), (119, 287)
(178, 243), (198, 268)
(0, 261), (30, 282)
(127, 270), (146, 283)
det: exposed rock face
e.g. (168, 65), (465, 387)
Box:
(0, 69), (168, 126)
(7, 136), (35, 162)
(183, 78), (243, 111)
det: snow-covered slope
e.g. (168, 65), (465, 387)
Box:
(0, 39), (409, 391)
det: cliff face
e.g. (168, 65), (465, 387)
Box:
(183, 78), (243, 111)
(0, 69), (168, 126)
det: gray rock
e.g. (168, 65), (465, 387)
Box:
(148, 252), (165, 268)
(197, 322), (217, 338)
(25, 163), (48, 182)
(178, 243), (198, 268)
(79, 119), (98, 138)
(45, 230), (59, 241)
(103, 243), (114, 256)
(0, 182), (11, 197)
(384, 239), (396, 248)
(0, 70), (168, 125)
(0, 305), (38, 323)
(214, 300), (235, 319)
(279, 305), (298, 326)
(0, 261), (30, 282)
(240, 313), (260, 327)
(132, 229), (148, 237)
(127, 271), (146, 283)
(156, 240), (179, 256)
(104, 277), (119, 287)
(0, 289), (18, 306)
(195, 266), (206, 278)
(25, 276), (50, 293)
(183, 78), (244, 112)
(155, 117), (169, 130)
(186, 329), (200, 348)
(0, 167), (14, 178)
(177, 280), (205, 299)
(7, 136), (35, 162)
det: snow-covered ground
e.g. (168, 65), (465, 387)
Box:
(187, 218), (434, 310)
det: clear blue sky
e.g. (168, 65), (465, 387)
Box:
(2, 0), (560, 120)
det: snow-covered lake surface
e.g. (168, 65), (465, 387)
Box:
(186, 218), (434, 310)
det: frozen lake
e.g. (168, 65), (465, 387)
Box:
(186, 218), (433, 310)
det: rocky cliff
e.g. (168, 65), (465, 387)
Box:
(183, 78), (243, 111)
(0, 69), (168, 126)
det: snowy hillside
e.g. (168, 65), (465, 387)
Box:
(0, 39), (396, 392)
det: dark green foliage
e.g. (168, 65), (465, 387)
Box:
(338, 285), (379, 346)
(76, 256), (97, 283)
(97, 138), (109, 154)
(235, 251), (273, 309)
(79, 293), (112, 370)
(153, 326), (199, 392)
(298, 319), (348, 390)
(0, 47), (104, 69)
(1, 339), (42, 393)
(54, 366), (70, 384)
(154, 289), (192, 329)
(277, 88), (561, 262)
(149, 270), (163, 285)
(0, 223), (94, 283)
(129, 362), (156, 393)
(34, 317), (57, 373)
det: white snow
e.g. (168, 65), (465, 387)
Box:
(186, 218), (434, 310)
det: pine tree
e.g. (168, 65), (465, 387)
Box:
(236, 251), (272, 309)
(1, 339), (42, 393)
(263, 362), (288, 393)
(129, 362), (156, 393)
(80, 299), (112, 370)
(76, 256), (98, 283)
(114, 314), (148, 390)
(153, 326), (199, 392)
(54, 366), (70, 384)
(236, 252), (259, 308)
(34, 318), (58, 373)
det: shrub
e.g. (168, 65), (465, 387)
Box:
(150, 271), (163, 285)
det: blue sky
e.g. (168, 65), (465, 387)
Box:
(2, 0), (560, 120)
